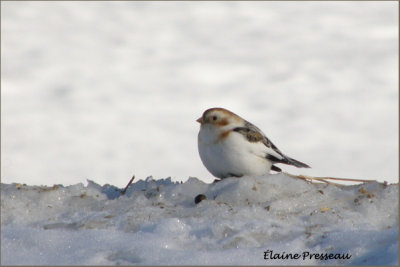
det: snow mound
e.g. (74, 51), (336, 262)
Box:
(1, 173), (398, 265)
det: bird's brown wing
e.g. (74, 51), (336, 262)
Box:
(233, 121), (310, 168)
(232, 121), (286, 159)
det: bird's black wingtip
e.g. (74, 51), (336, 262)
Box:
(289, 158), (311, 168)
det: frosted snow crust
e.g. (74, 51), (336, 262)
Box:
(1, 173), (398, 265)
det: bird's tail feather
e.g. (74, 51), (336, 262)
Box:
(266, 154), (310, 168)
(285, 156), (310, 168)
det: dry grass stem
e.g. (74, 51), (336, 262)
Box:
(283, 172), (378, 186)
(121, 175), (135, 195)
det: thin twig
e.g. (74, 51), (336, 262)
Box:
(286, 174), (343, 186)
(298, 175), (377, 183)
(121, 175), (135, 195)
(283, 172), (377, 187)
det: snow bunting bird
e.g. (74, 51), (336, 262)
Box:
(197, 107), (310, 179)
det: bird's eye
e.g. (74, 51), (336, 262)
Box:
(212, 116), (218, 121)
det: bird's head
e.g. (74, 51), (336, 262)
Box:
(196, 107), (244, 132)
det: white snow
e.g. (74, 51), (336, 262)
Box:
(1, 1), (398, 187)
(1, 174), (398, 265)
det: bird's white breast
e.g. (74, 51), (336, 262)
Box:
(198, 126), (272, 178)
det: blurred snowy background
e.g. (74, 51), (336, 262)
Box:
(1, 1), (398, 187)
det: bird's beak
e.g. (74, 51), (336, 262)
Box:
(196, 117), (204, 124)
